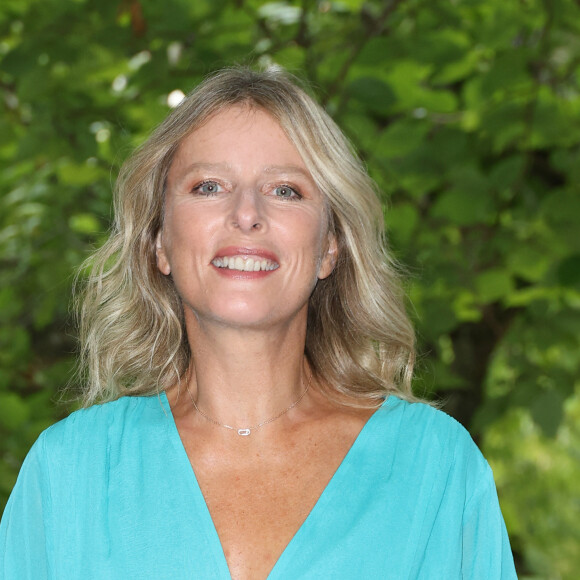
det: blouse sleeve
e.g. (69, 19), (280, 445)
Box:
(0, 435), (51, 579)
(461, 461), (518, 579)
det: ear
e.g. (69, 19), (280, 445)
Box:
(155, 231), (171, 275)
(318, 234), (338, 280)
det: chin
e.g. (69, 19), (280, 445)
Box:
(187, 296), (307, 331)
(205, 303), (279, 328)
(215, 307), (303, 332)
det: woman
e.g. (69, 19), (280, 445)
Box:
(0, 68), (517, 579)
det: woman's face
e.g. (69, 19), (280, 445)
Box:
(156, 105), (336, 331)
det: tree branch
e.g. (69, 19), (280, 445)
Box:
(322, 0), (404, 107)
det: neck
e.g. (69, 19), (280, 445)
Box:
(180, 310), (311, 429)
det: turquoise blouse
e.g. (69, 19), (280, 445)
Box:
(0, 394), (517, 579)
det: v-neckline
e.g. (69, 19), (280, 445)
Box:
(160, 391), (393, 579)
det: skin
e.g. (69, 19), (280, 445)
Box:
(158, 106), (374, 580)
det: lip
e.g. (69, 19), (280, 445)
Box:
(211, 246), (280, 264)
(210, 246), (280, 278)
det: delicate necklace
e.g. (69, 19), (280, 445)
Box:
(186, 372), (312, 436)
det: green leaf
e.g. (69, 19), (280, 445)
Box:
(557, 255), (580, 289)
(452, 291), (481, 323)
(347, 77), (397, 115)
(480, 51), (532, 99)
(0, 393), (30, 430)
(488, 155), (525, 193)
(530, 87), (580, 149)
(57, 160), (104, 186)
(530, 390), (565, 438)
(377, 118), (430, 158)
(506, 246), (550, 283)
(475, 269), (514, 304)
(431, 189), (494, 226)
(69, 213), (102, 235)
(386, 203), (419, 245)
(418, 297), (458, 339)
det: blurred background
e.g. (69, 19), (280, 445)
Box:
(1, 0), (579, 577)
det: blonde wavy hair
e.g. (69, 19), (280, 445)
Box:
(76, 67), (416, 407)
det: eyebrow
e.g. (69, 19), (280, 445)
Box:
(262, 165), (313, 179)
(171, 162), (232, 188)
(172, 162), (314, 188)
(177, 162), (233, 177)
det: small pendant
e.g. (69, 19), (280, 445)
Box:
(237, 428), (251, 436)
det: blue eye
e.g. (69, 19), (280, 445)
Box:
(193, 181), (221, 196)
(274, 185), (301, 200)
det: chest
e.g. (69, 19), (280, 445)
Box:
(184, 429), (357, 580)
(45, 402), (468, 579)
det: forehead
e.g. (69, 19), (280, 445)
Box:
(170, 105), (306, 172)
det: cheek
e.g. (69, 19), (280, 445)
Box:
(292, 216), (331, 275)
(282, 215), (323, 252)
(157, 213), (216, 274)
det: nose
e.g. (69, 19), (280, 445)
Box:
(229, 188), (265, 233)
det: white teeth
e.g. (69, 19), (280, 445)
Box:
(212, 256), (279, 272)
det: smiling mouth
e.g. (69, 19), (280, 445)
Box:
(211, 256), (279, 272)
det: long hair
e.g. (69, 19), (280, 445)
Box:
(75, 67), (416, 407)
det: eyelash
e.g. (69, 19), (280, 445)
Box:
(191, 180), (222, 196)
(273, 184), (302, 201)
(190, 181), (303, 200)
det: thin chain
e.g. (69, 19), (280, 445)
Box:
(186, 371), (312, 436)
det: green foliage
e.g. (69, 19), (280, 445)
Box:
(1, 0), (579, 576)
